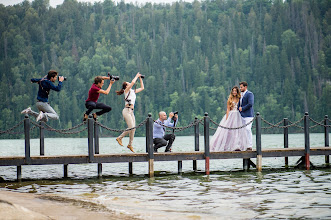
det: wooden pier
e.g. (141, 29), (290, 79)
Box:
(0, 112), (330, 181)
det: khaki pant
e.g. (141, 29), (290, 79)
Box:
(118, 108), (136, 145)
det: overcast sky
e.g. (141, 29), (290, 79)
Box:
(0, 0), (186, 7)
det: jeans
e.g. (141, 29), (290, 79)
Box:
(85, 101), (112, 116)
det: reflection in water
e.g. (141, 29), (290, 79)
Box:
(0, 135), (331, 219)
(1, 170), (331, 219)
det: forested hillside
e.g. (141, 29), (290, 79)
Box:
(0, 0), (330, 138)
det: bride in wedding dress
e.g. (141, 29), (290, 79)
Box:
(210, 86), (249, 152)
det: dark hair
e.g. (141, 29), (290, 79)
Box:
(239, 81), (248, 87)
(47, 70), (58, 80)
(94, 76), (103, 84)
(116, 82), (128, 95)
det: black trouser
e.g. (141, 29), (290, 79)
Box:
(85, 101), (112, 116)
(153, 134), (175, 152)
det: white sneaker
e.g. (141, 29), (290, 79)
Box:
(21, 107), (31, 114)
(36, 111), (45, 122)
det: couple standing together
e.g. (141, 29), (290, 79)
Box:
(210, 81), (254, 152)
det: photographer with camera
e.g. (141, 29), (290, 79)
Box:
(21, 70), (64, 122)
(153, 111), (178, 152)
(83, 75), (116, 121)
(115, 72), (144, 153)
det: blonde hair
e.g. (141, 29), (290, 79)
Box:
(227, 86), (241, 110)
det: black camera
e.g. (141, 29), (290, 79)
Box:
(173, 111), (178, 115)
(108, 72), (120, 81)
(58, 76), (67, 81)
(140, 75), (145, 79)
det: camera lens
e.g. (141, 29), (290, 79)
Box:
(140, 75), (145, 79)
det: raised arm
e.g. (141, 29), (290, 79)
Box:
(135, 76), (144, 94)
(98, 80), (115, 95)
(125, 72), (141, 93)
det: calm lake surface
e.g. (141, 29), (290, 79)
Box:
(0, 134), (330, 219)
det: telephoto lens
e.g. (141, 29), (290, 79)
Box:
(140, 75), (145, 79)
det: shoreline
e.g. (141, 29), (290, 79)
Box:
(0, 190), (137, 220)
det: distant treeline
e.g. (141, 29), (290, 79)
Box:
(0, 0), (330, 138)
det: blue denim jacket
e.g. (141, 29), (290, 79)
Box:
(31, 77), (62, 102)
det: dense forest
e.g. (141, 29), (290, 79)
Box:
(0, 0), (330, 138)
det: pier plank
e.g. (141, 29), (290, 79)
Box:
(0, 147), (329, 166)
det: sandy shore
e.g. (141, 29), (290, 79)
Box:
(0, 190), (136, 220)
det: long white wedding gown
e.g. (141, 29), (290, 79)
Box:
(210, 102), (249, 151)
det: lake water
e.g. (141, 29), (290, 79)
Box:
(0, 134), (330, 219)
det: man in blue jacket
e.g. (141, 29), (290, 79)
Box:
(21, 70), (64, 122)
(238, 81), (254, 150)
(153, 111), (178, 152)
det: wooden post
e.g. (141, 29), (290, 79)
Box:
(39, 121), (44, 156)
(256, 112), (262, 171)
(24, 116), (31, 164)
(284, 118), (288, 167)
(17, 166), (22, 182)
(88, 116), (94, 163)
(178, 161), (183, 174)
(98, 163), (102, 178)
(204, 113), (210, 175)
(146, 114), (154, 177)
(94, 121), (102, 177)
(193, 117), (199, 171)
(94, 120), (99, 154)
(325, 115), (329, 166)
(64, 164), (68, 178)
(304, 112), (310, 170)
(129, 162), (133, 175)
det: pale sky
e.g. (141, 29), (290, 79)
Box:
(0, 0), (186, 7)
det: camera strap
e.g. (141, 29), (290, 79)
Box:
(38, 75), (49, 95)
(124, 90), (131, 105)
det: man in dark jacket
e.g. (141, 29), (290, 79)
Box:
(21, 70), (64, 122)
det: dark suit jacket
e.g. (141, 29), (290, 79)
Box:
(238, 90), (254, 118)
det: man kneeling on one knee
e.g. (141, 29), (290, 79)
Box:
(153, 111), (178, 152)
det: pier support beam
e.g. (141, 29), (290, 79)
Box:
(24, 116), (31, 164)
(204, 113), (210, 175)
(98, 163), (102, 178)
(64, 164), (68, 178)
(178, 161), (182, 174)
(146, 114), (154, 178)
(325, 115), (329, 166)
(87, 116), (94, 163)
(243, 159), (249, 171)
(39, 121), (45, 156)
(193, 117), (199, 172)
(256, 112), (262, 171)
(129, 162), (133, 175)
(304, 112), (310, 170)
(17, 166), (21, 182)
(284, 118), (288, 168)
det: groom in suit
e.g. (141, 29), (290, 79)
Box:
(238, 81), (254, 150)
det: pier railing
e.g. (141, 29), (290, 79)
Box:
(0, 112), (330, 180)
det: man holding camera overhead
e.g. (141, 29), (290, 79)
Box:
(83, 75), (116, 121)
(153, 111), (178, 152)
(21, 70), (64, 122)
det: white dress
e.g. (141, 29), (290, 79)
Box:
(210, 102), (249, 151)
